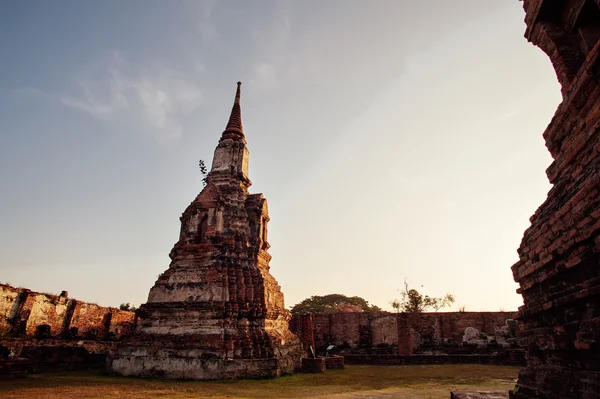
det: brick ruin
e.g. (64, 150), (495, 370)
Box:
(0, 283), (135, 341)
(107, 82), (303, 379)
(293, 312), (518, 351)
(0, 283), (135, 375)
(2, 1), (599, 389)
(291, 312), (523, 365)
(0, 279), (524, 374)
(510, 1), (600, 398)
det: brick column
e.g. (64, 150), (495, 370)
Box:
(397, 313), (413, 356)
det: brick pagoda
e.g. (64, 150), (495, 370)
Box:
(108, 82), (302, 379)
(510, 1), (600, 398)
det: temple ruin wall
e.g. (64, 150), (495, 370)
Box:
(0, 284), (135, 340)
(291, 311), (517, 352)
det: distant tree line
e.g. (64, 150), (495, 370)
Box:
(390, 280), (455, 313)
(290, 281), (455, 315)
(119, 303), (137, 312)
(290, 294), (381, 315)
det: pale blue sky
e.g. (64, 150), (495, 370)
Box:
(0, 1), (560, 311)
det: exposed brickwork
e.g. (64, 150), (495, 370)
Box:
(25, 294), (70, 337)
(0, 339), (117, 373)
(325, 355), (344, 369)
(109, 309), (136, 339)
(292, 311), (517, 355)
(397, 313), (413, 356)
(0, 284), (135, 340)
(108, 83), (302, 380)
(511, 2), (600, 398)
(0, 338), (121, 357)
(345, 353), (524, 367)
(70, 303), (112, 340)
(301, 357), (325, 373)
(290, 314), (315, 354)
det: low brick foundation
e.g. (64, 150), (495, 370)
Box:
(0, 359), (32, 378)
(0, 338), (119, 376)
(301, 357), (326, 373)
(344, 353), (524, 366)
(325, 355), (344, 369)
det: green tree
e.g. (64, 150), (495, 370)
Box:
(390, 280), (455, 313)
(119, 303), (137, 312)
(390, 298), (402, 313)
(290, 294), (382, 315)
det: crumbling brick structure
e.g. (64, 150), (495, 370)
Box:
(0, 283), (135, 374)
(511, 1), (600, 398)
(108, 82), (302, 379)
(291, 311), (518, 356)
(0, 284), (135, 340)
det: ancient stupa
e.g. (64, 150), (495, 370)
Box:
(109, 82), (302, 379)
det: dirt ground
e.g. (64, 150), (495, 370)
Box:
(0, 364), (519, 399)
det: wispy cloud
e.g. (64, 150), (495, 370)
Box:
(60, 78), (126, 119)
(248, 5), (292, 91)
(189, 0), (218, 46)
(57, 51), (203, 141)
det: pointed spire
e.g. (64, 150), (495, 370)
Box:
(223, 82), (243, 136)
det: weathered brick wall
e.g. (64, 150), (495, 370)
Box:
(70, 302), (112, 340)
(411, 312), (516, 345)
(329, 313), (363, 347)
(511, 2), (600, 398)
(292, 311), (517, 353)
(311, 314), (332, 349)
(0, 285), (20, 335)
(371, 314), (398, 346)
(109, 309), (136, 339)
(0, 338), (120, 373)
(289, 314), (315, 354)
(24, 293), (70, 337)
(0, 284), (135, 340)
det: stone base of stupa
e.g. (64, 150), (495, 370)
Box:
(107, 301), (303, 380)
(108, 343), (302, 380)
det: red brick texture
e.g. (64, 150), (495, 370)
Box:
(291, 311), (517, 354)
(0, 284), (135, 340)
(511, 2), (600, 398)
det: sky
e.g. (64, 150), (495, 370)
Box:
(0, 1), (561, 312)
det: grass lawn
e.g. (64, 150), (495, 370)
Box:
(0, 364), (519, 399)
